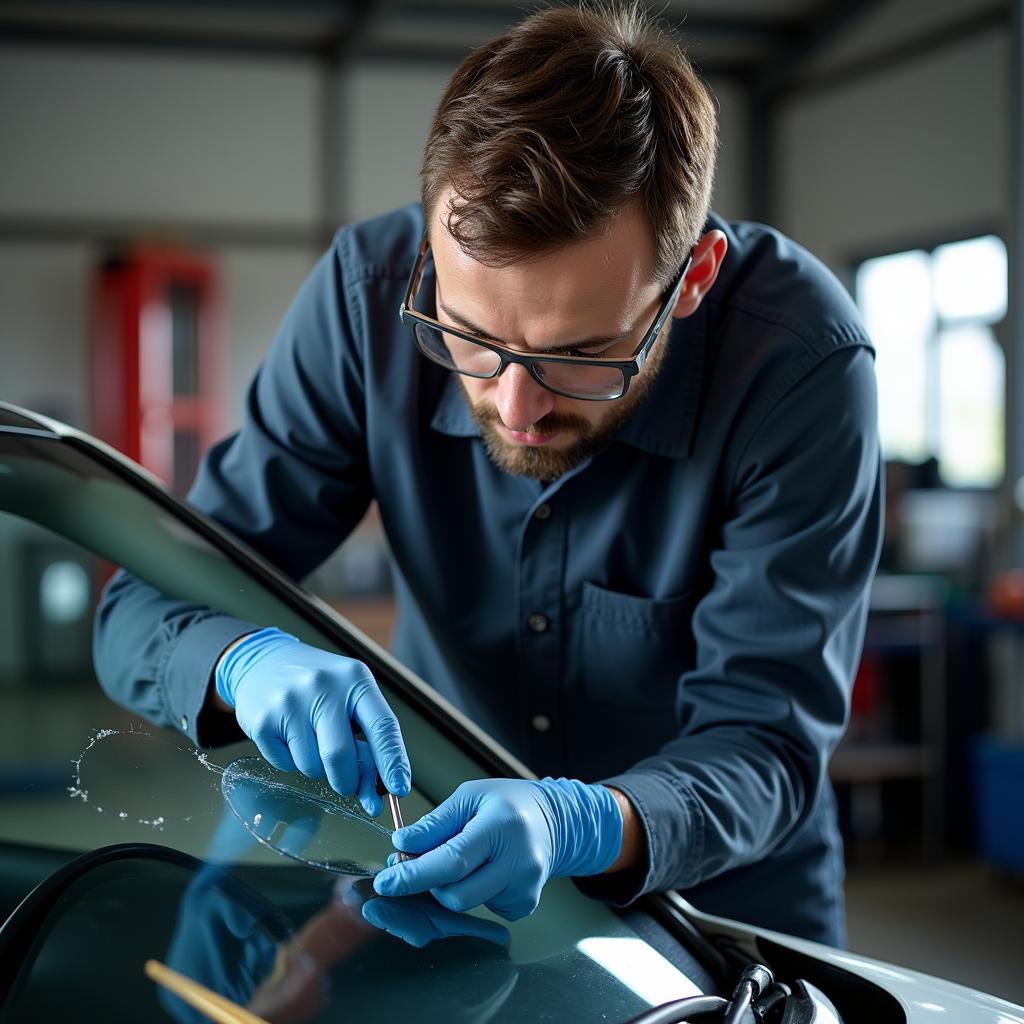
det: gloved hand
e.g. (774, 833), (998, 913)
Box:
(163, 863), (296, 1024)
(371, 777), (622, 920)
(360, 893), (510, 948)
(334, 878), (510, 948)
(216, 627), (410, 814)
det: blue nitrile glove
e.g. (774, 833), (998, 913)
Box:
(371, 777), (623, 920)
(362, 894), (510, 948)
(215, 627), (410, 815)
(332, 879), (510, 949)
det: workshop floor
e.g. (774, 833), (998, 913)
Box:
(845, 862), (1024, 1006)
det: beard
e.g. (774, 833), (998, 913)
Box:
(459, 327), (670, 480)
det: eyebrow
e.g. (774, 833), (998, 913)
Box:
(438, 300), (636, 353)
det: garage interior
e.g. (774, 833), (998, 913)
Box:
(1, 0), (1022, 1006)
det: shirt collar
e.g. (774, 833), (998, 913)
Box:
(609, 303), (707, 459)
(428, 276), (709, 460)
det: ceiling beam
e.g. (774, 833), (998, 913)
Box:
(6, 0), (347, 12)
(745, 0), (888, 226)
(385, 3), (805, 39)
(779, 2), (1011, 100)
(0, 213), (334, 250)
(0, 16), (762, 80)
(0, 2), (810, 60)
(0, 21), (345, 60)
(752, 0), (890, 99)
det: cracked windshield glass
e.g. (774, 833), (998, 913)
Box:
(0, 428), (713, 1023)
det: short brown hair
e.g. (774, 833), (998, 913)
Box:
(421, 2), (718, 285)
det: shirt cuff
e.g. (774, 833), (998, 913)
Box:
(160, 613), (259, 748)
(572, 770), (705, 907)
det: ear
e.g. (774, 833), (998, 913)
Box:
(671, 230), (728, 319)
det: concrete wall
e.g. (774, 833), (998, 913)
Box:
(0, 40), (747, 437)
(0, 5), (1005, 437)
(0, 46), (322, 225)
(708, 76), (749, 222)
(0, 240), (93, 427)
(777, 25), (1010, 281)
(0, 44), (326, 432)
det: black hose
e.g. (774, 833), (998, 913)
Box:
(752, 984), (791, 1021)
(623, 961), (775, 1024)
(722, 982), (753, 1024)
(623, 994), (729, 1024)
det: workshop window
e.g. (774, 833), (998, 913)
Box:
(856, 234), (1007, 488)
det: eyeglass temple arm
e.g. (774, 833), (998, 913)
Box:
(406, 234), (430, 309)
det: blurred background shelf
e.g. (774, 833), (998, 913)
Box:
(830, 742), (935, 783)
(831, 573), (947, 861)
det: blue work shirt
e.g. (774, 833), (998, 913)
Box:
(94, 203), (883, 947)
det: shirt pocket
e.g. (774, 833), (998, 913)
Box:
(578, 581), (699, 711)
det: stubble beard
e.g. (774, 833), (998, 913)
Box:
(459, 328), (670, 480)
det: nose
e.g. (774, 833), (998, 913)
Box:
(493, 362), (556, 431)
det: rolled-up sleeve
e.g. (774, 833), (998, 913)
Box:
(93, 235), (374, 747)
(578, 343), (883, 903)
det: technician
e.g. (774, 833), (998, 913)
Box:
(95, 4), (883, 947)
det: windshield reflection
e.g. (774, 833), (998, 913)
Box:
(0, 422), (714, 1024)
(163, 863), (517, 1024)
(156, 765), (516, 1024)
(346, 882), (511, 949)
(220, 756), (395, 876)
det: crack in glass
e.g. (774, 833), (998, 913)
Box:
(69, 729), (395, 877)
(220, 755), (395, 876)
(68, 726), (222, 830)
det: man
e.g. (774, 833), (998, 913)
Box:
(95, 3), (882, 946)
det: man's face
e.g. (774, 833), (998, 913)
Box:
(429, 197), (676, 479)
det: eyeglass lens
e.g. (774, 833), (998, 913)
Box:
(413, 323), (626, 400)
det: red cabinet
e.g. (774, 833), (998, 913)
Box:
(92, 248), (224, 495)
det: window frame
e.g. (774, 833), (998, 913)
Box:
(849, 226), (1009, 491)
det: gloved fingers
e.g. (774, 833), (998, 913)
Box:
(425, 901), (510, 946)
(360, 895), (510, 948)
(349, 681), (411, 797)
(355, 740), (383, 818)
(484, 883), (544, 922)
(284, 719), (327, 780)
(314, 715), (360, 798)
(373, 825), (490, 898)
(360, 898), (437, 948)
(252, 734), (300, 776)
(429, 859), (511, 916)
(391, 788), (475, 854)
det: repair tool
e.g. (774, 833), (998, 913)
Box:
(378, 776), (413, 861)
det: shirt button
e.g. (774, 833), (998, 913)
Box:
(179, 715), (189, 731)
(532, 714), (552, 732)
(534, 503), (552, 521)
(527, 613), (549, 633)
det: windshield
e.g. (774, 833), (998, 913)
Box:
(0, 415), (716, 1022)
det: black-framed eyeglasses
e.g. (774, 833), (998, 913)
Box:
(399, 234), (692, 401)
